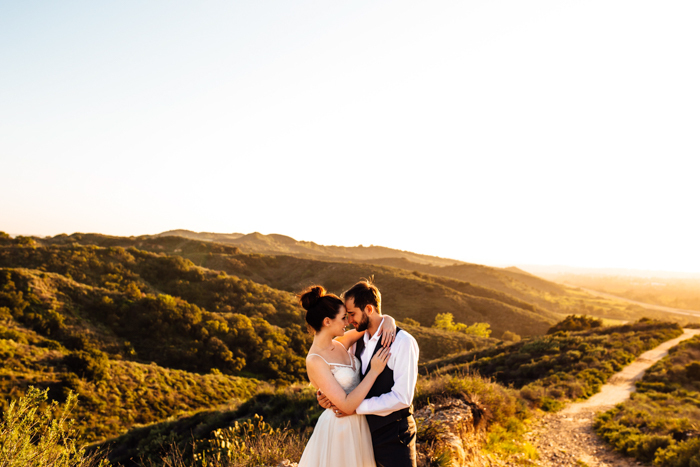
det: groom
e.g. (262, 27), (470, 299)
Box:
(318, 279), (419, 467)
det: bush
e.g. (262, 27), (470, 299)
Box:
(193, 414), (308, 466)
(0, 387), (108, 467)
(63, 349), (109, 381)
(547, 315), (602, 334)
(402, 318), (421, 326)
(502, 331), (521, 342)
(653, 438), (700, 467)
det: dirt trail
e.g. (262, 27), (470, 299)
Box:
(526, 329), (700, 467)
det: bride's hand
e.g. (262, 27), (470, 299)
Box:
(368, 346), (391, 376)
(379, 315), (397, 347)
(332, 404), (354, 417)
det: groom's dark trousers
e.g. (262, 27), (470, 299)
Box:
(356, 329), (417, 467)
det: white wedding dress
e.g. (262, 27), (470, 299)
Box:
(298, 347), (376, 467)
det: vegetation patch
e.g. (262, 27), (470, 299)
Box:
(421, 318), (683, 410)
(594, 334), (700, 466)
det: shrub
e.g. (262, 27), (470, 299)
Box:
(193, 414), (308, 466)
(63, 349), (109, 381)
(502, 331), (521, 342)
(402, 318), (421, 326)
(547, 315), (602, 334)
(653, 438), (700, 467)
(0, 387), (108, 467)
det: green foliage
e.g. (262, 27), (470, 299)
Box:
(432, 313), (492, 338)
(594, 334), (700, 466)
(653, 438), (700, 467)
(63, 349), (109, 381)
(0, 242), (310, 382)
(422, 319), (683, 410)
(97, 384), (312, 465)
(403, 317), (421, 326)
(547, 314), (603, 334)
(0, 387), (108, 467)
(400, 322), (494, 361)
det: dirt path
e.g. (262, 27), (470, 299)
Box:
(526, 329), (700, 467)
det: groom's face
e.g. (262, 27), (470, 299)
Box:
(345, 297), (370, 332)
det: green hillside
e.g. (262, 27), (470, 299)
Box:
(0, 246), (310, 382)
(24, 233), (563, 336)
(0, 317), (262, 444)
(57, 231), (692, 326)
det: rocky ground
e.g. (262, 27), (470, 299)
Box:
(525, 410), (642, 467)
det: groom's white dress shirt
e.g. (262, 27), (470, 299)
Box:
(350, 317), (420, 417)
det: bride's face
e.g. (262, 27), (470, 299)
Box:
(329, 306), (349, 336)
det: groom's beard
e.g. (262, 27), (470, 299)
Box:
(354, 312), (370, 332)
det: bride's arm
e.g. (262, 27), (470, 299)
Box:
(334, 314), (397, 349)
(307, 346), (391, 415)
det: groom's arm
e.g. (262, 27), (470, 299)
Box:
(355, 333), (419, 417)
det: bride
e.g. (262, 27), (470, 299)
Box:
(297, 285), (396, 467)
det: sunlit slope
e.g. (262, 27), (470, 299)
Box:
(82, 234), (562, 336)
(148, 231), (684, 324)
(9, 233), (561, 337)
(199, 253), (561, 337)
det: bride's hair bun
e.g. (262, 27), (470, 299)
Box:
(298, 285), (343, 332)
(299, 285), (325, 311)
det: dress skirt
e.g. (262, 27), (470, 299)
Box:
(298, 408), (376, 467)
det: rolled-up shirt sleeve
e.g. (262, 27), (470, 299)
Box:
(356, 333), (419, 417)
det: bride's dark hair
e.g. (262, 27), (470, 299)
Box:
(298, 285), (343, 332)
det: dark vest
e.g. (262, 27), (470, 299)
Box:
(355, 327), (414, 432)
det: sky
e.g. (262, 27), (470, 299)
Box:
(1, 1), (699, 273)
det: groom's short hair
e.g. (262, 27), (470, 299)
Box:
(343, 279), (382, 315)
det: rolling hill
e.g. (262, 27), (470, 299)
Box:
(154, 229), (467, 266)
(32, 233), (563, 337)
(152, 231), (700, 325)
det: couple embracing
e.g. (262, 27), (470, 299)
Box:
(297, 279), (420, 467)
